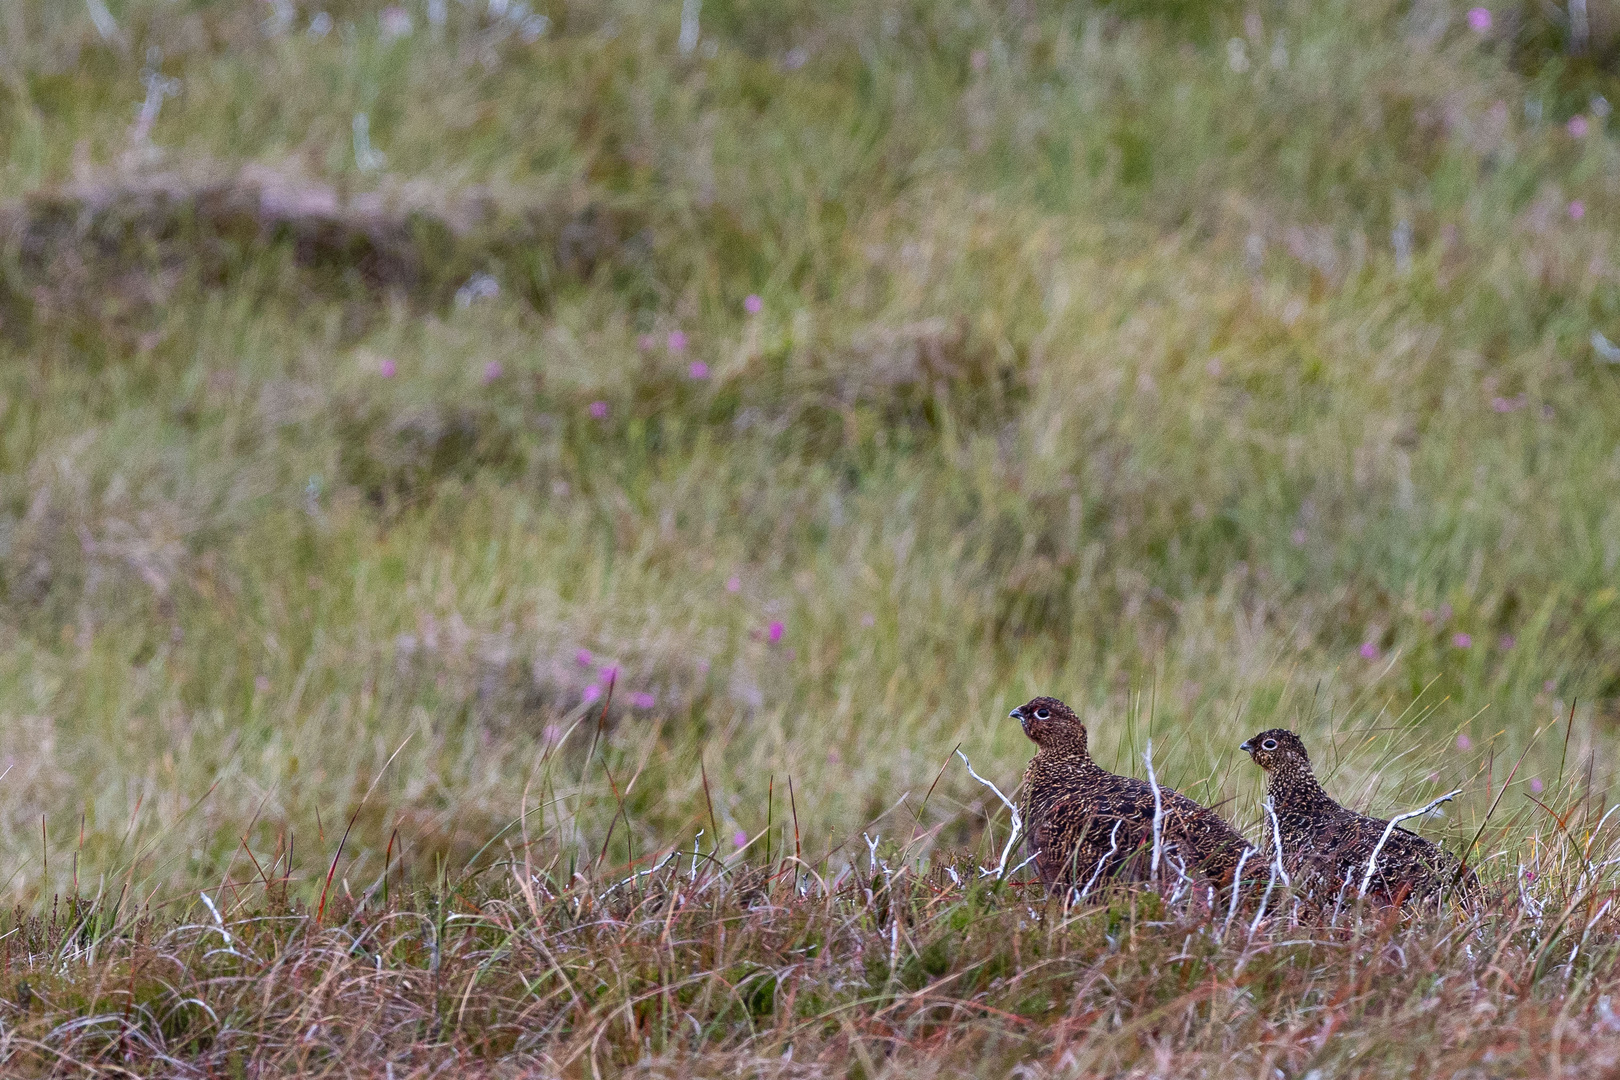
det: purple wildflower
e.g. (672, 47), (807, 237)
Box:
(1453, 632), (1473, 648)
(1529, 777), (1544, 795)
(637, 333), (657, 351)
(589, 401), (609, 419)
(725, 576), (741, 593)
(575, 648), (594, 667)
(688, 360), (710, 379)
(1457, 733), (1473, 751)
(1466, 7), (1492, 32)
(378, 358), (397, 378)
(1291, 528), (1308, 546)
(483, 360), (503, 383)
(630, 692), (655, 709)
(1359, 641), (1379, 660)
(1544, 679), (1558, 693)
(1570, 200), (1586, 221)
(744, 294), (763, 314)
(582, 684), (602, 704)
(733, 829), (749, 847)
(1499, 634), (1516, 650)
(599, 664), (619, 684)
(1569, 114), (1590, 138)
(667, 330), (688, 353)
(767, 621), (785, 644)
(861, 612), (877, 627)
(255, 675), (272, 693)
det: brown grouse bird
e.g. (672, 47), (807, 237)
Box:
(1013, 696), (1255, 893)
(1241, 729), (1477, 906)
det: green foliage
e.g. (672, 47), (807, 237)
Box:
(0, 4), (1615, 1044)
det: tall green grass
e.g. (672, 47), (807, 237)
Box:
(0, 0), (1615, 911)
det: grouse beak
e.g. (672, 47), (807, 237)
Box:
(1238, 739), (1254, 753)
(1008, 707), (1025, 721)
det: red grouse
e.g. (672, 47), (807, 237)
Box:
(1013, 696), (1255, 893)
(1240, 728), (1478, 906)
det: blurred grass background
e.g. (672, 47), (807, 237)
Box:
(0, 0), (1618, 904)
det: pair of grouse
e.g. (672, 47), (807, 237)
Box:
(1011, 696), (1474, 906)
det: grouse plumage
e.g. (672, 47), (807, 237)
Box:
(1013, 696), (1255, 893)
(1241, 728), (1477, 906)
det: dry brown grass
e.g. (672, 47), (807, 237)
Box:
(2, 783), (1619, 1078)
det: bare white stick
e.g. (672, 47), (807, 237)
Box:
(1143, 739), (1165, 884)
(1078, 820), (1123, 900)
(1357, 789), (1462, 899)
(957, 750), (1024, 879)
(1222, 846), (1253, 936)
(1264, 798), (1292, 888)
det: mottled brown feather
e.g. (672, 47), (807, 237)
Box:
(1013, 696), (1255, 893)
(1241, 728), (1480, 906)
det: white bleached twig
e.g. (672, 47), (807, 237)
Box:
(1143, 739), (1165, 883)
(1078, 820), (1123, 901)
(1358, 789), (1462, 899)
(1222, 846), (1253, 936)
(1264, 799), (1292, 888)
(957, 750), (1023, 879)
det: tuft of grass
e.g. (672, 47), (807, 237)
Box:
(2, 816), (1619, 1076)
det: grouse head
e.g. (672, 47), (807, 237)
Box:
(1239, 728), (1311, 774)
(1010, 696), (1088, 756)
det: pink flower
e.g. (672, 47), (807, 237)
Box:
(1467, 7), (1492, 32)
(1570, 200), (1586, 221)
(1457, 733), (1473, 751)
(1544, 679), (1558, 693)
(1529, 777), (1544, 794)
(767, 620), (785, 644)
(582, 684), (602, 704)
(630, 692), (655, 709)
(575, 648), (594, 667)
(637, 333), (657, 351)
(725, 576), (741, 593)
(744, 294), (763, 314)
(688, 360), (710, 379)
(1359, 641), (1379, 660)
(696, 658), (710, 674)
(599, 664), (619, 684)
(667, 330), (687, 353)
(1499, 634), (1516, 650)
(482, 360), (503, 383)
(378, 358), (397, 378)
(1453, 632), (1473, 648)
(1422, 609), (1437, 625)
(589, 401), (609, 419)
(1492, 395), (1526, 412)
(861, 612), (877, 627)
(1525, 869), (1537, 882)
(1291, 528), (1308, 546)
(733, 829), (749, 847)
(254, 675), (271, 693)
(1568, 115), (1590, 138)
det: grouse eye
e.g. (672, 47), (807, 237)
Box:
(1034, 708), (1051, 720)
(1262, 739), (1278, 751)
